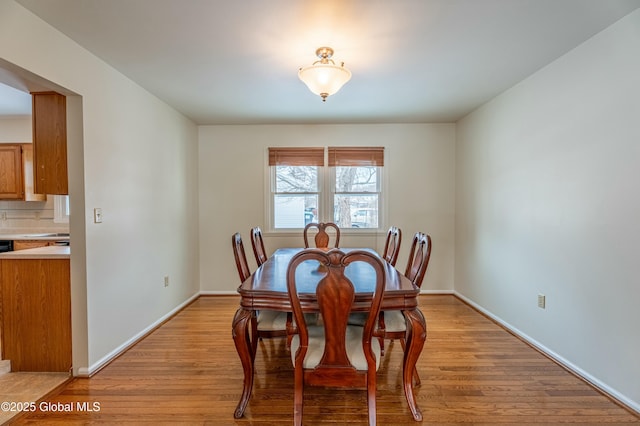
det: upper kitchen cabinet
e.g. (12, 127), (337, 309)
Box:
(32, 92), (68, 195)
(0, 144), (23, 199)
(21, 144), (46, 201)
(0, 144), (46, 201)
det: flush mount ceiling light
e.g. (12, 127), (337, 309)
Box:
(298, 47), (352, 102)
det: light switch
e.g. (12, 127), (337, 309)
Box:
(94, 208), (103, 223)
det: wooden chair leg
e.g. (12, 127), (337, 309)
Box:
(367, 373), (378, 425)
(378, 313), (386, 356)
(293, 368), (304, 426)
(412, 367), (421, 386)
(285, 312), (293, 351)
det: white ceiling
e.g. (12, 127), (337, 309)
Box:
(0, 82), (32, 117)
(6, 0), (640, 124)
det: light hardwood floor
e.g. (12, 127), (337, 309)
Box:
(0, 372), (69, 424)
(7, 295), (640, 425)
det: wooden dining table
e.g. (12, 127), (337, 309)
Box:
(232, 247), (426, 421)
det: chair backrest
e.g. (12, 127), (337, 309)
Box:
(303, 222), (341, 248)
(250, 226), (268, 266)
(382, 226), (402, 266)
(287, 248), (385, 376)
(404, 232), (432, 288)
(232, 232), (251, 282)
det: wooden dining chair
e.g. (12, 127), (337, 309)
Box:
(379, 232), (431, 383)
(303, 222), (340, 248)
(286, 248), (386, 426)
(232, 233), (288, 355)
(381, 226), (402, 266)
(250, 226), (268, 266)
(348, 226), (402, 344)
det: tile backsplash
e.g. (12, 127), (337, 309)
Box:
(0, 197), (69, 233)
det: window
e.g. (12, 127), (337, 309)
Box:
(329, 147), (383, 229)
(53, 195), (70, 223)
(269, 147), (324, 229)
(269, 147), (384, 230)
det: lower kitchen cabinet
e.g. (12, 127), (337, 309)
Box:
(13, 240), (55, 251)
(0, 258), (71, 372)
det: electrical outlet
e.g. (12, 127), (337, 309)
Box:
(164, 276), (170, 287)
(537, 294), (546, 309)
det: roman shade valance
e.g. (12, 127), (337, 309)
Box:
(268, 147), (325, 166)
(327, 147), (384, 167)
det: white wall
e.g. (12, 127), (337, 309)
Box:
(456, 9), (640, 411)
(199, 123), (455, 294)
(0, 1), (200, 374)
(0, 116), (31, 141)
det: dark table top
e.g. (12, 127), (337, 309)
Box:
(238, 247), (419, 312)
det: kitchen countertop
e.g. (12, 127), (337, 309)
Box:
(0, 232), (70, 241)
(0, 245), (70, 259)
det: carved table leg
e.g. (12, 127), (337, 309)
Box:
(232, 308), (255, 419)
(403, 308), (427, 421)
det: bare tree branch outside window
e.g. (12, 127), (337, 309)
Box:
(272, 164), (379, 229)
(335, 166), (378, 228)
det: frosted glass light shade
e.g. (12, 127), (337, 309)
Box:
(298, 63), (352, 101)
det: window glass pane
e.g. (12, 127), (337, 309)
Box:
(275, 165), (318, 192)
(53, 195), (70, 224)
(335, 166), (378, 192)
(334, 195), (378, 228)
(333, 166), (380, 228)
(274, 195), (318, 228)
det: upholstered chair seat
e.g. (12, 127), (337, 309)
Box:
(290, 325), (381, 370)
(256, 310), (289, 331)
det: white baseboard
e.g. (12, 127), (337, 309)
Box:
(454, 291), (640, 415)
(199, 290), (239, 296)
(421, 289), (454, 295)
(77, 292), (201, 377)
(199, 289), (455, 296)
